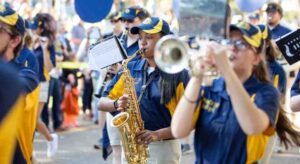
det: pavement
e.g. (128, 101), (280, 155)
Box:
(33, 115), (300, 164)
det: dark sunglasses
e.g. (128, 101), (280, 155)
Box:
(121, 19), (134, 23)
(266, 8), (278, 14)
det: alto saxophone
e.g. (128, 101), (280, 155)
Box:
(111, 49), (149, 164)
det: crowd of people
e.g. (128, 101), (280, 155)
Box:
(1, 1), (300, 164)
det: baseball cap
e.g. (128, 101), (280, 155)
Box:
(130, 17), (170, 35)
(121, 6), (148, 21)
(230, 22), (263, 48)
(0, 4), (25, 36)
(266, 2), (283, 16)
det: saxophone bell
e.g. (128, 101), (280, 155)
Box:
(111, 112), (129, 127)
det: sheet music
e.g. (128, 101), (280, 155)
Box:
(88, 36), (126, 70)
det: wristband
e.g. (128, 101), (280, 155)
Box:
(113, 99), (119, 109)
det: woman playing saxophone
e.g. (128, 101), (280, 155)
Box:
(98, 17), (189, 164)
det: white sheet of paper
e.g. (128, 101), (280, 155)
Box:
(88, 36), (125, 70)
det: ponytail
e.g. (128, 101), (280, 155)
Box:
(276, 105), (300, 149)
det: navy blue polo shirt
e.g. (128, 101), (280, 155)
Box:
(290, 69), (300, 97)
(10, 47), (40, 94)
(267, 60), (286, 95)
(103, 59), (189, 131)
(270, 24), (291, 39)
(193, 75), (279, 164)
(0, 61), (22, 122)
(17, 46), (39, 74)
(118, 32), (140, 61)
(33, 45), (56, 82)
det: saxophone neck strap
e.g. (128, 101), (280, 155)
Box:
(138, 62), (159, 103)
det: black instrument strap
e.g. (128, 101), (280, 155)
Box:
(138, 63), (158, 103)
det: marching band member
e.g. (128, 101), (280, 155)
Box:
(0, 5), (39, 163)
(119, 6), (150, 57)
(290, 69), (300, 112)
(172, 22), (300, 164)
(98, 17), (189, 164)
(258, 24), (286, 98)
(100, 8), (150, 162)
(30, 13), (59, 157)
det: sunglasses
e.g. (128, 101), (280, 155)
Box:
(121, 19), (134, 23)
(266, 8), (278, 14)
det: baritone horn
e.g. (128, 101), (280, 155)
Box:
(154, 35), (218, 76)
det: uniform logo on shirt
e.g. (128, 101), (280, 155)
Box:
(202, 98), (220, 112)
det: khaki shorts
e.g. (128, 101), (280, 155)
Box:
(122, 139), (181, 164)
(39, 82), (49, 103)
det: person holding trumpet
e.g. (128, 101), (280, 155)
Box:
(172, 22), (300, 163)
(98, 17), (189, 164)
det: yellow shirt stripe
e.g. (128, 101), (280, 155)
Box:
(108, 74), (125, 100)
(0, 96), (24, 164)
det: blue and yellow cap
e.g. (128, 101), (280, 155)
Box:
(130, 17), (170, 35)
(0, 5), (25, 36)
(258, 24), (272, 40)
(230, 22), (263, 48)
(121, 7), (145, 21)
(24, 16), (42, 30)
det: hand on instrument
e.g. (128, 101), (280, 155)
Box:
(207, 42), (230, 74)
(108, 63), (122, 75)
(189, 47), (215, 78)
(116, 94), (130, 111)
(136, 130), (160, 145)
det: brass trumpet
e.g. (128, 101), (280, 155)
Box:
(154, 35), (218, 76)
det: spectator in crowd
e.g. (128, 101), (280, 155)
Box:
(266, 2), (292, 40)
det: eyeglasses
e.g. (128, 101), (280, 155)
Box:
(226, 40), (252, 51)
(121, 19), (134, 23)
(0, 23), (13, 36)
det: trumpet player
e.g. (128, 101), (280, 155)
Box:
(172, 22), (300, 163)
(98, 17), (189, 164)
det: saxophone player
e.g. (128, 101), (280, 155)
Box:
(98, 17), (189, 164)
(97, 8), (150, 163)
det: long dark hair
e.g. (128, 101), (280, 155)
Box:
(265, 39), (279, 61)
(34, 13), (57, 45)
(276, 106), (300, 149)
(9, 24), (24, 58)
(159, 70), (186, 104)
(253, 44), (300, 149)
(253, 44), (270, 83)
